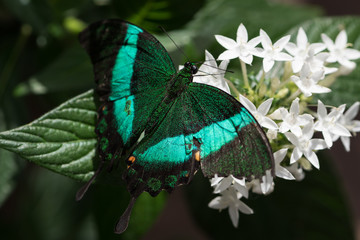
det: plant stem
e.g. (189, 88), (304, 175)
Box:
(240, 59), (249, 88)
(286, 89), (301, 103)
(225, 78), (240, 96)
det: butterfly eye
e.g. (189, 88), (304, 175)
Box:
(184, 61), (192, 68)
(191, 64), (198, 74)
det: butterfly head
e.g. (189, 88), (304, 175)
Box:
(184, 61), (198, 75)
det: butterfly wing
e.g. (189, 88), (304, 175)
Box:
(124, 82), (274, 197)
(79, 20), (177, 164)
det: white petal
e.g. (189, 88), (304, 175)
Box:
(215, 35), (237, 49)
(302, 122), (315, 140)
(236, 23), (248, 43)
(204, 50), (217, 65)
(297, 27), (308, 49)
(276, 166), (295, 180)
(323, 130), (333, 148)
(257, 98), (273, 115)
(260, 29), (273, 50)
(229, 205), (240, 228)
(218, 49), (239, 60)
(335, 30), (347, 48)
(321, 33), (334, 51)
(273, 52), (293, 61)
(239, 95), (257, 112)
(331, 124), (352, 137)
(269, 108), (283, 120)
(260, 117), (278, 130)
(274, 35), (291, 50)
(208, 196), (226, 209)
(240, 54), (253, 65)
(237, 200), (254, 215)
(210, 174), (224, 186)
(291, 125), (302, 136)
(263, 58), (275, 72)
(284, 132), (299, 146)
(214, 176), (232, 193)
(343, 48), (360, 60)
(247, 36), (262, 47)
(339, 58), (356, 69)
(285, 42), (298, 56)
(317, 100), (327, 120)
(305, 151), (320, 169)
(291, 59), (304, 73)
(341, 136), (351, 152)
(286, 163), (305, 181)
(310, 85), (331, 94)
(344, 102), (360, 121)
(290, 147), (302, 164)
(310, 138), (328, 150)
(290, 98), (300, 115)
(233, 183), (249, 199)
(260, 172), (273, 194)
(274, 148), (288, 164)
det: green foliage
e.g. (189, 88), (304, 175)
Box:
(295, 16), (360, 106)
(0, 90), (97, 182)
(0, 0), (358, 239)
(186, 155), (354, 239)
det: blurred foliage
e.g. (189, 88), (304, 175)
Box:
(0, 0), (358, 239)
(186, 152), (354, 240)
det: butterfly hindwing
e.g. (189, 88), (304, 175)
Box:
(124, 82), (274, 196)
(187, 83), (274, 180)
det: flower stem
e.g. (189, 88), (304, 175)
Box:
(286, 89), (301, 103)
(240, 59), (252, 93)
(225, 78), (240, 96)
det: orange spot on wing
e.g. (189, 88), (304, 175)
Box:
(195, 151), (200, 162)
(128, 156), (135, 163)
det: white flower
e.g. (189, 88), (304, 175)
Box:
(239, 95), (278, 130)
(208, 186), (253, 228)
(246, 170), (274, 195)
(285, 122), (327, 169)
(286, 162), (305, 181)
(274, 149), (295, 180)
(211, 175), (248, 198)
(314, 100), (352, 148)
(291, 63), (331, 97)
(333, 102), (360, 151)
(215, 23), (261, 64)
(285, 27), (326, 73)
(255, 29), (292, 72)
(322, 30), (360, 69)
(305, 48), (337, 76)
(270, 98), (313, 136)
(194, 50), (231, 94)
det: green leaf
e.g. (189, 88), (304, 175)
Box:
(158, 0), (321, 56)
(0, 109), (18, 207)
(0, 90), (97, 182)
(186, 154), (354, 239)
(294, 16), (360, 106)
(14, 47), (93, 97)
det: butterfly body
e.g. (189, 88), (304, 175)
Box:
(78, 19), (274, 233)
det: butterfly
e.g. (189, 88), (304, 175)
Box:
(76, 19), (274, 234)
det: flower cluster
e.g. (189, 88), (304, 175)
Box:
(194, 24), (360, 227)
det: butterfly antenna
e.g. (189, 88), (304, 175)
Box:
(193, 59), (234, 74)
(158, 26), (190, 62)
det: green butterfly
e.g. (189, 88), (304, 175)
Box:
(77, 19), (274, 233)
